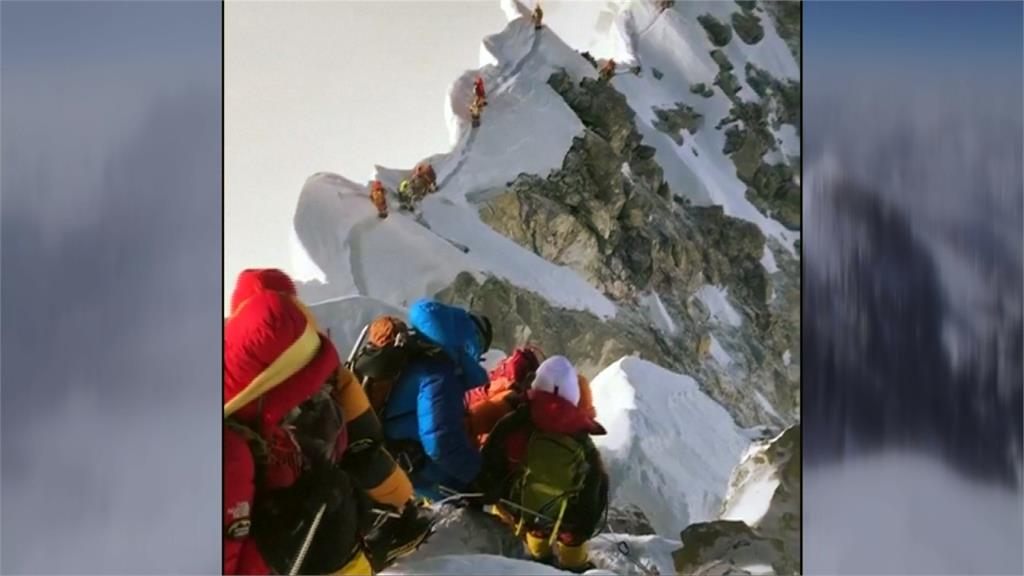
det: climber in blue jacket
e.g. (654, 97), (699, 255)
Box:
(380, 299), (493, 501)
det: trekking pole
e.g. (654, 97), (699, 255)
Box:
(344, 324), (370, 369)
(436, 486), (557, 523)
(288, 503), (327, 576)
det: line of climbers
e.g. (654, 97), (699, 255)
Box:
(367, 8), (550, 216)
(224, 269), (610, 575)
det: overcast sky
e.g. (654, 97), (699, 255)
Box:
(2, 2), (221, 572)
(225, 1), (507, 312)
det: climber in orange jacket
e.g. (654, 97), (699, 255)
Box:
(370, 180), (388, 219)
(464, 346), (597, 449)
(598, 59), (617, 82)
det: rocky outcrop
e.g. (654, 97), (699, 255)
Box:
(721, 426), (800, 557)
(711, 52), (801, 231)
(698, 14), (734, 47)
(653, 103), (704, 145)
(764, 1), (801, 60)
(606, 505), (658, 536)
(731, 9), (765, 45)
(468, 69), (798, 426)
(436, 272), (679, 379)
(673, 426), (801, 575)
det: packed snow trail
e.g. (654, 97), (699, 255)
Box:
(343, 209), (378, 296)
(437, 28), (541, 191)
(493, 27), (543, 94)
(436, 128), (478, 191)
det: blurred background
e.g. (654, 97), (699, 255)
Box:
(804, 1), (1023, 573)
(1, 1), (221, 572)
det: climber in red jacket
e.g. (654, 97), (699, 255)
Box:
(224, 272), (373, 575)
(224, 269), (434, 575)
(474, 76), (487, 106)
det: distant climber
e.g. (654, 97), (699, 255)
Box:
(350, 300), (493, 502)
(598, 58), (642, 82)
(370, 180), (389, 219)
(474, 76), (487, 107)
(476, 356), (609, 573)
(224, 269), (434, 574)
(470, 99), (483, 129)
(531, 3), (544, 30)
(398, 179), (414, 211)
(408, 162), (438, 200)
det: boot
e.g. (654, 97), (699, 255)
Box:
(524, 531), (554, 564)
(557, 541), (593, 573)
(363, 500), (435, 572)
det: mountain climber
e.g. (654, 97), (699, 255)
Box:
(371, 299), (493, 501)
(398, 179), (414, 211)
(531, 3), (544, 30)
(476, 356), (609, 573)
(224, 274), (373, 575)
(465, 346), (600, 450)
(370, 180), (388, 219)
(469, 99), (483, 129)
(225, 269), (434, 574)
(473, 76), (487, 107)
(598, 58), (616, 82)
(412, 163), (437, 193)
(406, 163), (438, 202)
(465, 345), (544, 449)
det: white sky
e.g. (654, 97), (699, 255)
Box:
(225, 1), (507, 311)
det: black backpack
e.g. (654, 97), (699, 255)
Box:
(348, 316), (452, 418)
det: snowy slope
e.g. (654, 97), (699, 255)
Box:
(381, 504), (676, 576)
(606, 1), (800, 253)
(590, 357), (750, 538)
(292, 18), (616, 317)
(285, 6), (800, 572)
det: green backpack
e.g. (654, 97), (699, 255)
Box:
(510, 430), (590, 545)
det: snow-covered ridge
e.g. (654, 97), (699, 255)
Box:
(292, 17), (618, 318)
(604, 1), (800, 252)
(591, 357), (750, 537)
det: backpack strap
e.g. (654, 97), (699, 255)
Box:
(225, 417), (270, 493)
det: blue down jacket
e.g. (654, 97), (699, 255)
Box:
(380, 299), (489, 498)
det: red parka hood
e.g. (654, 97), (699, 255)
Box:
(528, 389), (606, 436)
(224, 270), (339, 432)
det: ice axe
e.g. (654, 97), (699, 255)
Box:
(288, 503), (326, 576)
(436, 485), (557, 523)
(345, 324), (370, 370)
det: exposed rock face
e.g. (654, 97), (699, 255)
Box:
(711, 52), (801, 231)
(673, 520), (792, 576)
(764, 1), (801, 60)
(721, 426), (800, 559)
(731, 9), (765, 45)
(673, 426), (801, 575)
(653, 103), (704, 145)
(436, 272), (678, 379)
(606, 505), (658, 536)
(464, 69), (798, 427)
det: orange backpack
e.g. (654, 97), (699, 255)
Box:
(349, 316), (449, 417)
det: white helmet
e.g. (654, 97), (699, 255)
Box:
(532, 355), (580, 406)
